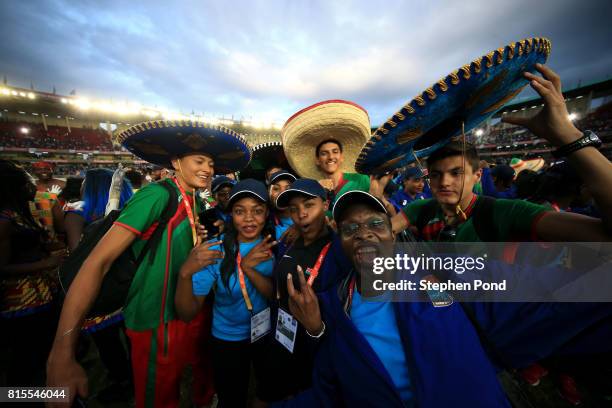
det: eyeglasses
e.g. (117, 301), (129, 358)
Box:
(437, 224), (457, 242)
(340, 218), (389, 238)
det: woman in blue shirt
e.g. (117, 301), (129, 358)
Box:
(175, 179), (277, 408)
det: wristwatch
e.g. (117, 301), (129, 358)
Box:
(552, 130), (602, 158)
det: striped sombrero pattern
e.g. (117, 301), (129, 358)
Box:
(282, 100), (371, 180)
(117, 120), (251, 174)
(356, 37), (551, 175)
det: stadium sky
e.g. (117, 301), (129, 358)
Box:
(1, 0), (611, 126)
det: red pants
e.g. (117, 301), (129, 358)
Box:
(126, 305), (214, 408)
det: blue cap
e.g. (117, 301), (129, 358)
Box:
(269, 170), (297, 185)
(333, 190), (387, 222)
(276, 178), (327, 208)
(211, 175), (235, 193)
(227, 179), (269, 208)
(401, 167), (424, 181)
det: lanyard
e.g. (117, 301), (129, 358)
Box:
(173, 178), (198, 247)
(236, 251), (254, 312)
(346, 275), (357, 313)
(306, 242), (332, 286)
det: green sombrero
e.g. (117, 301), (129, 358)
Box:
(117, 120), (252, 174)
(356, 37), (552, 174)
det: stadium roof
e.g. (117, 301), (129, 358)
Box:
(495, 78), (612, 117)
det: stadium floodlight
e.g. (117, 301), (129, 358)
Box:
(11, 90), (18, 96)
(61, 98), (68, 104)
(568, 113), (577, 121)
(74, 98), (91, 110)
(0, 88), (9, 96)
(27, 92), (35, 99)
(19, 92), (26, 97)
(20, 127), (29, 134)
(475, 129), (484, 137)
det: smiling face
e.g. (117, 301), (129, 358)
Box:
(231, 196), (268, 242)
(288, 195), (328, 245)
(338, 204), (394, 271)
(403, 177), (425, 196)
(171, 153), (214, 190)
(316, 141), (344, 176)
(428, 155), (481, 207)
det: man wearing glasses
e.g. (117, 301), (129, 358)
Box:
(278, 190), (510, 407)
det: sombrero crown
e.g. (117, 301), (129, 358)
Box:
(117, 120), (251, 174)
(281, 100), (371, 180)
(356, 37), (551, 174)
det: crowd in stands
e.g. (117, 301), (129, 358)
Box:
(0, 122), (114, 151)
(471, 100), (612, 146)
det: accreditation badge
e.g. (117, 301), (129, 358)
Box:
(275, 308), (298, 353)
(251, 307), (271, 343)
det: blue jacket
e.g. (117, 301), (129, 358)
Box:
(276, 273), (511, 408)
(481, 168), (517, 199)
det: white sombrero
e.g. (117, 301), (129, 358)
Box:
(281, 100), (371, 180)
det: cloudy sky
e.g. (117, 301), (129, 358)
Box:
(1, 0), (611, 126)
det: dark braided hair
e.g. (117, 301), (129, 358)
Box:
(0, 160), (43, 232)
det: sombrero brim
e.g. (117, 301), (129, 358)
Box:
(356, 37), (551, 175)
(238, 142), (295, 180)
(512, 158), (545, 174)
(282, 100), (371, 180)
(117, 120), (251, 174)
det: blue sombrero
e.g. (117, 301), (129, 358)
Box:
(355, 37), (551, 174)
(117, 120), (251, 174)
(238, 141), (296, 180)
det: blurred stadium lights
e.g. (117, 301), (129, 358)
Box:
(568, 112), (578, 121)
(27, 92), (35, 99)
(475, 129), (484, 137)
(61, 98), (68, 103)
(20, 127), (29, 134)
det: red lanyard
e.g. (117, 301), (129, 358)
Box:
(173, 178), (198, 247)
(346, 275), (357, 313)
(306, 242), (332, 286)
(236, 251), (254, 312)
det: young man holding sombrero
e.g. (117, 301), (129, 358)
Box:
(282, 100), (393, 210)
(47, 121), (251, 408)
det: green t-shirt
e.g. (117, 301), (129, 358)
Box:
(401, 196), (549, 242)
(114, 179), (200, 330)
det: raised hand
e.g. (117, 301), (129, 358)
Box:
(180, 240), (224, 278)
(287, 265), (324, 335)
(240, 235), (277, 271)
(502, 64), (583, 147)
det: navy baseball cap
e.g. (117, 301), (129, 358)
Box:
(211, 175), (235, 193)
(227, 179), (269, 209)
(269, 170), (297, 185)
(332, 190), (387, 223)
(276, 178), (327, 208)
(401, 167), (424, 181)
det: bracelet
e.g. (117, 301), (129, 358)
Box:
(62, 327), (77, 337)
(306, 321), (326, 338)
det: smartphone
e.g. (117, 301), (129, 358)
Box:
(276, 255), (300, 307)
(199, 208), (221, 237)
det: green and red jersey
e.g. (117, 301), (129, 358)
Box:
(114, 179), (200, 331)
(401, 195), (550, 242)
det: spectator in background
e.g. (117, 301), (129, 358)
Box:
(514, 170), (540, 201)
(210, 175), (235, 224)
(125, 169), (144, 191)
(0, 160), (63, 388)
(480, 163), (518, 199)
(391, 167), (429, 209)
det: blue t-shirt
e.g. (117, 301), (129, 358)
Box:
(351, 291), (413, 404)
(274, 215), (294, 239)
(192, 237), (274, 341)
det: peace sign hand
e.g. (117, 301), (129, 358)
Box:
(287, 265), (324, 335)
(180, 240), (224, 278)
(240, 235), (277, 271)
